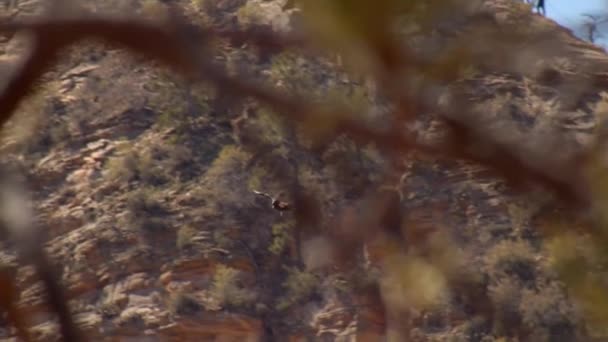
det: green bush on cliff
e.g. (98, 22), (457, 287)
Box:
(125, 188), (168, 233)
(269, 221), (294, 255)
(276, 267), (319, 311)
(210, 265), (257, 309)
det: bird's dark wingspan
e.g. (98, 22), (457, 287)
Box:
(254, 190), (291, 215)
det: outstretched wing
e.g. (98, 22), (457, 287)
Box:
(253, 190), (273, 200)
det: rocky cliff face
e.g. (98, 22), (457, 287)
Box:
(0, 0), (607, 341)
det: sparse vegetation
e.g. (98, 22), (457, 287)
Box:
(484, 240), (537, 286)
(236, 2), (264, 28)
(212, 229), (234, 251)
(140, 0), (168, 21)
(276, 267), (319, 311)
(105, 150), (160, 185)
(136, 152), (170, 186)
(104, 145), (139, 183)
(168, 292), (202, 316)
(6, 89), (73, 154)
(210, 265), (257, 309)
(5, 0), (608, 341)
(146, 71), (193, 129)
(99, 301), (122, 320)
(488, 277), (523, 337)
(253, 107), (289, 148)
(176, 225), (198, 251)
(190, 145), (253, 219)
(125, 188), (168, 233)
(247, 164), (267, 191)
(268, 221), (294, 255)
(519, 282), (578, 341)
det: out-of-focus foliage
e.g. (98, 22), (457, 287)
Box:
(4, 0), (608, 340)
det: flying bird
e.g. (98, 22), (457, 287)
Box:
(253, 190), (290, 215)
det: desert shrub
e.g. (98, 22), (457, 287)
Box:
(169, 292), (202, 316)
(247, 164), (268, 191)
(125, 189), (168, 233)
(104, 146), (139, 183)
(157, 108), (184, 128)
(193, 145), (252, 217)
(236, 2), (264, 28)
(140, 0), (167, 20)
(519, 282), (578, 341)
(176, 225), (198, 251)
(269, 221), (294, 255)
(194, 0), (246, 21)
(488, 277), (523, 337)
(105, 145), (170, 186)
(325, 268), (380, 297)
(210, 265), (257, 309)
(146, 71), (190, 127)
(379, 253), (451, 314)
(99, 301), (122, 319)
(127, 189), (166, 216)
(165, 144), (194, 175)
(455, 315), (492, 342)
(323, 79), (371, 113)
(268, 52), (317, 97)
(254, 108), (289, 146)
(276, 267), (319, 311)
(484, 239), (537, 286)
(6, 87), (64, 154)
(137, 152), (170, 186)
(204, 145), (250, 186)
(212, 229), (234, 250)
(507, 203), (533, 232)
(297, 165), (329, 199)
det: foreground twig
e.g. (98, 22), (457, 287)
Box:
(0, 4), (600, 340)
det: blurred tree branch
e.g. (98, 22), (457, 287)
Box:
(0, 0), (606, 339)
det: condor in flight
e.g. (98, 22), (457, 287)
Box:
(253, 190), (291, 215)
